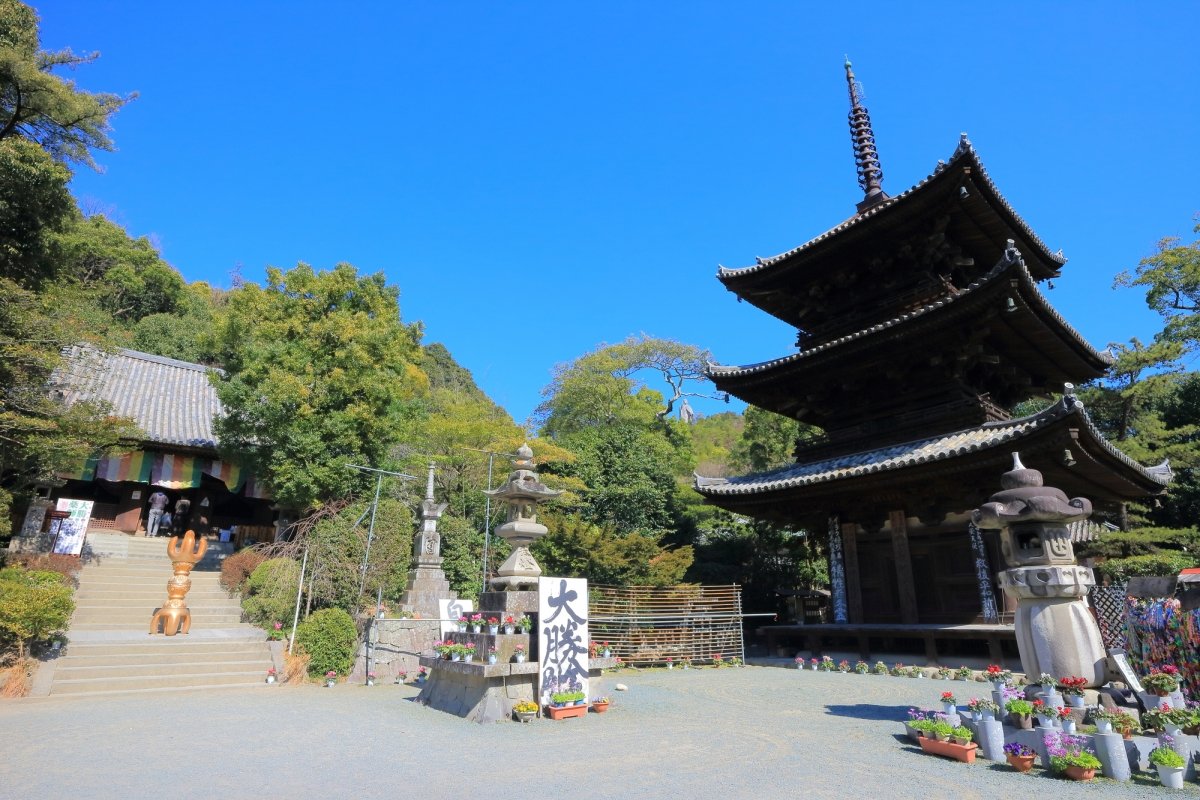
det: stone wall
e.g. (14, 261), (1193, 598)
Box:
(353, 618), (440, 681)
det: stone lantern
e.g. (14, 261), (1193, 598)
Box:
(486, 444), (561, 591)
(972, 453), (1107, 686)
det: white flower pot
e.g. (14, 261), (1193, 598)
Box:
(366, 678), (375, 686)
(1062, 720), (1076, 733)
(942, 703), (956, 714)
(465, 655), (474, 663)
(668, 663), (674, 670)
(504, 625), (514, 634)
(488, 626), (499, 635)
(457, 623), (467, 632)
(515, 654), (527, 663)
(1157, 764), (1185, 789)
(1067, 694), (1084, 708)
(451, 654), (461, 662)
(1164, 723), (1183, 737)
(266, 675), (276, 684)
(1095, 719), (1112, 734)
(325, 679), (336, 688)
(487, 655), (497, 665)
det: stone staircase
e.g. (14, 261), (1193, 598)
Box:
(48, 532), (274, 697)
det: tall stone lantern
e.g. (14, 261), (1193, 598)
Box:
(972, 453), (1107, 686)
(486, 444), (560, 591)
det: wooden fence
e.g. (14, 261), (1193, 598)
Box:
(589, 584), (745, 666)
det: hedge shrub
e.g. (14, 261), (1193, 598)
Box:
(1094, 552), (1200, 583)
(294, 607), (358, 677)
(0, 566), (74, 659)
(220, 548), (267, 593)
(241, 558), (300, 627)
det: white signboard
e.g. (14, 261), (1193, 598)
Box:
(537, 576), (589, 705)
(438, 598), (474, 636)
(52, 498), (93, 556)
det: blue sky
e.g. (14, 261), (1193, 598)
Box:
(40, 2), (1200, 426)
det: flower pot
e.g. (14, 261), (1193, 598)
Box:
(488, 626), (499, 635)
(1006, 753), (1035, 773)
(1095, 719), (1112, 734)
(1164, 723), (1183, 737)
(918, 736), (977, 764)
(325, 679), (336, 688)
(591, 701), (611, 713)
(601, 649), (612, 658)
(1063, 766), (1095, 781)
(1062, 720), (1076, 734)
(265, 675), (276, 684)
(1035, 715), (1054, 728)
(952, 736), (972, 746)
(1010, 713), (1033, 730)
(934, 732), (950, 742)
(515, 654), (527, 663)
(487, 655), (497, 665)
(515, 710), (536, 724)
(451, 654), (461, 662)
(545, 703), (587, 720)
(1156, 764), (1185, 789)
(471, 625), (481, 633)
(1066, 694), (1084, 708)
(504, 625), (514, 634)
(991, 681), (1006, 692)
(942, 703), (956, 714)
(366, 678), (375, 686)
(457, 623), (467, 632)
(464, 655), (474, 663)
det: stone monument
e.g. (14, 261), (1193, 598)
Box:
(399, 462), (455, 619)
(486, 443), (561, 591)
(972, 453), (1107, 686)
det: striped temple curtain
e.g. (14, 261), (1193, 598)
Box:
(59, 450), (263, 495)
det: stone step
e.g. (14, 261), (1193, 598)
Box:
(74, 600), (241, 611)
(59, 647), (269, 668)
(73, 611), (244, 624)
(70, 619), (246, 630)
(64, 639), (269, 658)
(56, 659), (270, 680)
(76, 589), (232, 600)
(50, 671), (268, 696)
(77, 571), (224, 583)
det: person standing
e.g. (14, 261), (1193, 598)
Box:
(172, 496), (192, 536)
(147, 490), (169, 536)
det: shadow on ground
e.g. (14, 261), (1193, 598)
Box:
(824, 702), (904, 721)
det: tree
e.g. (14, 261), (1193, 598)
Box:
(211, 262), (428, 509)
(0, 0), (132, 170)
(731, 405), (806, 473)
(1115, 218), (1200, 355)
(0, 137), (71, 284)
(531, 514), (692, 586)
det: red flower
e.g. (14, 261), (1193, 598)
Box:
(941, 692), (954, 701)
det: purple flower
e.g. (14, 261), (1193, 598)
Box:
(1003, 742), (1034, 757)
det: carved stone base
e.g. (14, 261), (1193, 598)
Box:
(490, 546), (542, 591)
(1012, 597), (1106, 686)
(400, 566), (454, 620)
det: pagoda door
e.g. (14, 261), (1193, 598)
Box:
(855, 537), (900, 623)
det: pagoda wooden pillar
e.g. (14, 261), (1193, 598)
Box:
(888, 510), (919, 624)
(840, 521), (864, 624)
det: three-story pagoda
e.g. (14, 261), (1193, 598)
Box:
(694, 61), (1170, 626)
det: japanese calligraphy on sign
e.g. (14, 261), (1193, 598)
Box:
(537, 577), (589, 704)
(52, 498), (93, 556)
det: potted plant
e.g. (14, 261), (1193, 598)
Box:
(929, 720), (954, 742)
(909, 719), (935, 739)
(1045, 731), (1101, 781)
(976, 699), (1000, 721)
(955, 665), (973, 681)
(682, 657), (692, 670)
(984, 664), (1011, 689)
(1148, 740), (1187, 788)
(396, 671), (407, 685)
(918, 721), (978, 763)
(463, 642), (476, 663)
(808, 657), (818, 671)
(1059, 675), (1087, 707)
(940, 691), (957, 713)
(470, 613), (483, 633)
(503, 615), (516, 635)
(950, 725), (973, 746)
(1003, 741), (1036, 772)
(598, 641), (612, 658)
(325, 670), (337, 688)
(366, 671), (376, 686)
(818, 655), (834, 672)
(591, 695), (612, 713)
(487, 616), (500, 635)
(417, 666), (427, 683)
(513, 644), (527, 664)
(872, 660), (888, 675)
(513, 699), (538, 723)
(1143, 667), (1181, 697)
(1142, 702), (1177, 733)
(1037, 672), (1056, 696)
(457, 615), (468, 632)
(666, 657), (674, 670)
(1005, 698), (1033, 729)
(854, 660), (869, 674)
(904, 708), (929, 741)
(547, 685), (588, 719)
(793, 655), (804, 670)
(935, 666), (952, 680)
(517, 614), (533, 633)
(890, 662), (906, 677)
(265, 667), (277, 684)
(1090, 705), (1119, 734)
(1056, 705), (1075, 733)
(836, 659), (850, 673)
(487, 645), (498, 665)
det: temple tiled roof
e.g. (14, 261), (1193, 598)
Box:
(694, 393), (1170, 497)
(717, 135), (1066, 281)
(54, 346), (223, 450)
(707, 243), (1110, 381)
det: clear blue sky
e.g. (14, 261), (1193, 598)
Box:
(39, 2), (1200, 425)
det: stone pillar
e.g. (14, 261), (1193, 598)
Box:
(1093, 732), (1132, 780)
(968, 521), (1000, 624)
(400, 463), (455, 620)
(827, 514), (848, 624)
(976, 718), (1006, 761)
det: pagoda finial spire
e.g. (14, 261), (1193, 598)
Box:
(844, 58), (888, 212)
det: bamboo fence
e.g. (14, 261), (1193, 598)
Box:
(589, 584), (745, 666)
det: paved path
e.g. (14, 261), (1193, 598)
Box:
(0, 665), (1187, 798)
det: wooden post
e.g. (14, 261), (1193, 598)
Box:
(889, 510), (919, 624)
(841, 522), (864, 624)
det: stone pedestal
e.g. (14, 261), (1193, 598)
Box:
(1093, 732), (1132, 780)
(1000, 566), (1107, 685)
(399, 564), (454, 621)
(976, 718), (1006, 761)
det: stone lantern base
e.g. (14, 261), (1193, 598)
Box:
(1000, 564), (1106, 686)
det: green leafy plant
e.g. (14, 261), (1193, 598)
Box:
(0, 566), (74, 659)
(955, 666), (973, 680)
(1148, 745), (1186, 768)
(1004, 699), (1033, 716)
(951, 726), (973, 742)
(930, 720), (954, 740)
(294, 607), (358, 677)
(241, 558), (301, 626)
(872, 660), (888, 675)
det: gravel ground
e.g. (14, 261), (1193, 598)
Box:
(1, 664), (1195, 799)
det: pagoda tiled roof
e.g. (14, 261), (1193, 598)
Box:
(53, 346), (223, 451)
(693, 392), (1170, 497)
(717, 135), (1066, 283)
(706, 243), (1109, 382)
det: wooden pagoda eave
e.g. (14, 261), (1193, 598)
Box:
(697, 409), (1165, 525)
(718, 143), (1064, 328)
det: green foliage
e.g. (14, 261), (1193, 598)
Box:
(0, 564), (73, 658)
(0, 137), (71, 284)
(305, 497), (413, 611)
(53, 214), (187, 322)
(1115, 218), (1200, 356)
(1093, 552), (1198, 582)
(730, 405), (805, 473)
(294, 607), (358, 677)
(241, 558), (301, 627)
(211, 262), (428, 508)
(532, 514), (692, 586)
(1077, 527), (1200, 560)
(438, 514), (490, 604)
(0, 0), (132, 170)
(690, 411), (743, 475)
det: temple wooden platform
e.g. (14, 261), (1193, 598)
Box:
(760, 623), (1017, 664)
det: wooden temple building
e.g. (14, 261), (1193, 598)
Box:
(694, 61), (1171, 647)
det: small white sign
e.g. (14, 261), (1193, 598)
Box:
(439, 598), (474, 635)
(52, 498), (93, 556)
(538, 576), (589, 705)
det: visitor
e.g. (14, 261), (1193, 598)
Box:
(147, 490), (169, 536)
(173, 497), (191, 536)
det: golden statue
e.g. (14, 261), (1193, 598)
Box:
(150, 530), (208, 636)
